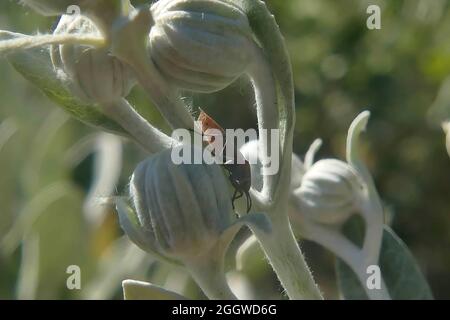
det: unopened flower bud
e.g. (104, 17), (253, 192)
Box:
(51, 14), (135, 103)
(130, 146), (236, 261)
(293, 159), (363, 225)
(149, 0), (254, 93)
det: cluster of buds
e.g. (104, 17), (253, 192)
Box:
(2, 0), (322, 300)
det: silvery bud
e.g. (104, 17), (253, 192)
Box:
(51, 14), (135, 103)
(119, 145), (269, 265)
(293, 159), (363, 225)
(149, 0), (254, 93)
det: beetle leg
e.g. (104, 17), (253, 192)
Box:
(234, 191), (244, 201)
(231, 189), (244, 211)
(231, 189), (238, 210)
(245, 191), (252, 213)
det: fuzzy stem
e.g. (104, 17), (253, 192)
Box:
(236, 0), (296, 207)
(238, 3), (321, 300)
(101, 98), (174, 154)
(246, 43), (278, 204)
(345, 111), (390, 298)
(0, 32), (105, 57)
(185, 257), (237, 300)
(296, 218), (390, 300)
(250, 206), (323, 300)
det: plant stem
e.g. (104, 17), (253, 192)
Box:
(185, 258), (237, 300)
(296, 218), (390, 299)
(251, 204), (323, 300)
(101, 98), (174, 154)
(246, 43), (278, 202)
(0, 32), (105, 57)
(245, 29), (322, 301)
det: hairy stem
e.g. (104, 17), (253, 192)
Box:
(296, 218), (390, 300)
(0, 32), (105, 57)
(251, 207), (323, 300)
(246, 43), (278, 205)
(101, 98), (174, 154)
(185, 257), (237, 300)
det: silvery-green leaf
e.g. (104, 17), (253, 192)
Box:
(122, 279), (187, 300)
(336, 218), (434, 300)
(0, 32), (126, 135)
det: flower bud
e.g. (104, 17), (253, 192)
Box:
(293, 159), (363, 225)
(118, 145), (270, 267)
(149, 0), (254, 93)
(51, 14), (135, 103)
(129, 146), (235, 261)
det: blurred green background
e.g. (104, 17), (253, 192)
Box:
(0, 0), (449, 299)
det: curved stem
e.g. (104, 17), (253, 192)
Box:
(304, 139), (323, 170)
(296, 217), (390, 299)
(101, 98), (174, 154)
(236, 0), (296, 207)
(246, 43), (279, 204)
(346, 111), (388, 298)
(250, 206), (323, 300)
(360, 198), (384, 269)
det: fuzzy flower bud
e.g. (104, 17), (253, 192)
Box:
(117, 145), (268, 266)
(117, 145), (270, 299)
(149, 0), (254, 93)
(51, 14), (135, 103)
(129, 147), (235, 261)
(293, 159), (364, 225)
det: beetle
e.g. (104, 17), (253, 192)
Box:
(195, 110), (252, 213)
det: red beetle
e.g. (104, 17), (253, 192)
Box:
(196, 110), (252, 213)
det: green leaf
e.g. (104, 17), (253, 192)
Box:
(122, 279), (187, 300)
(0, 32), (127, 136)
(336, 218), (434, 300)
